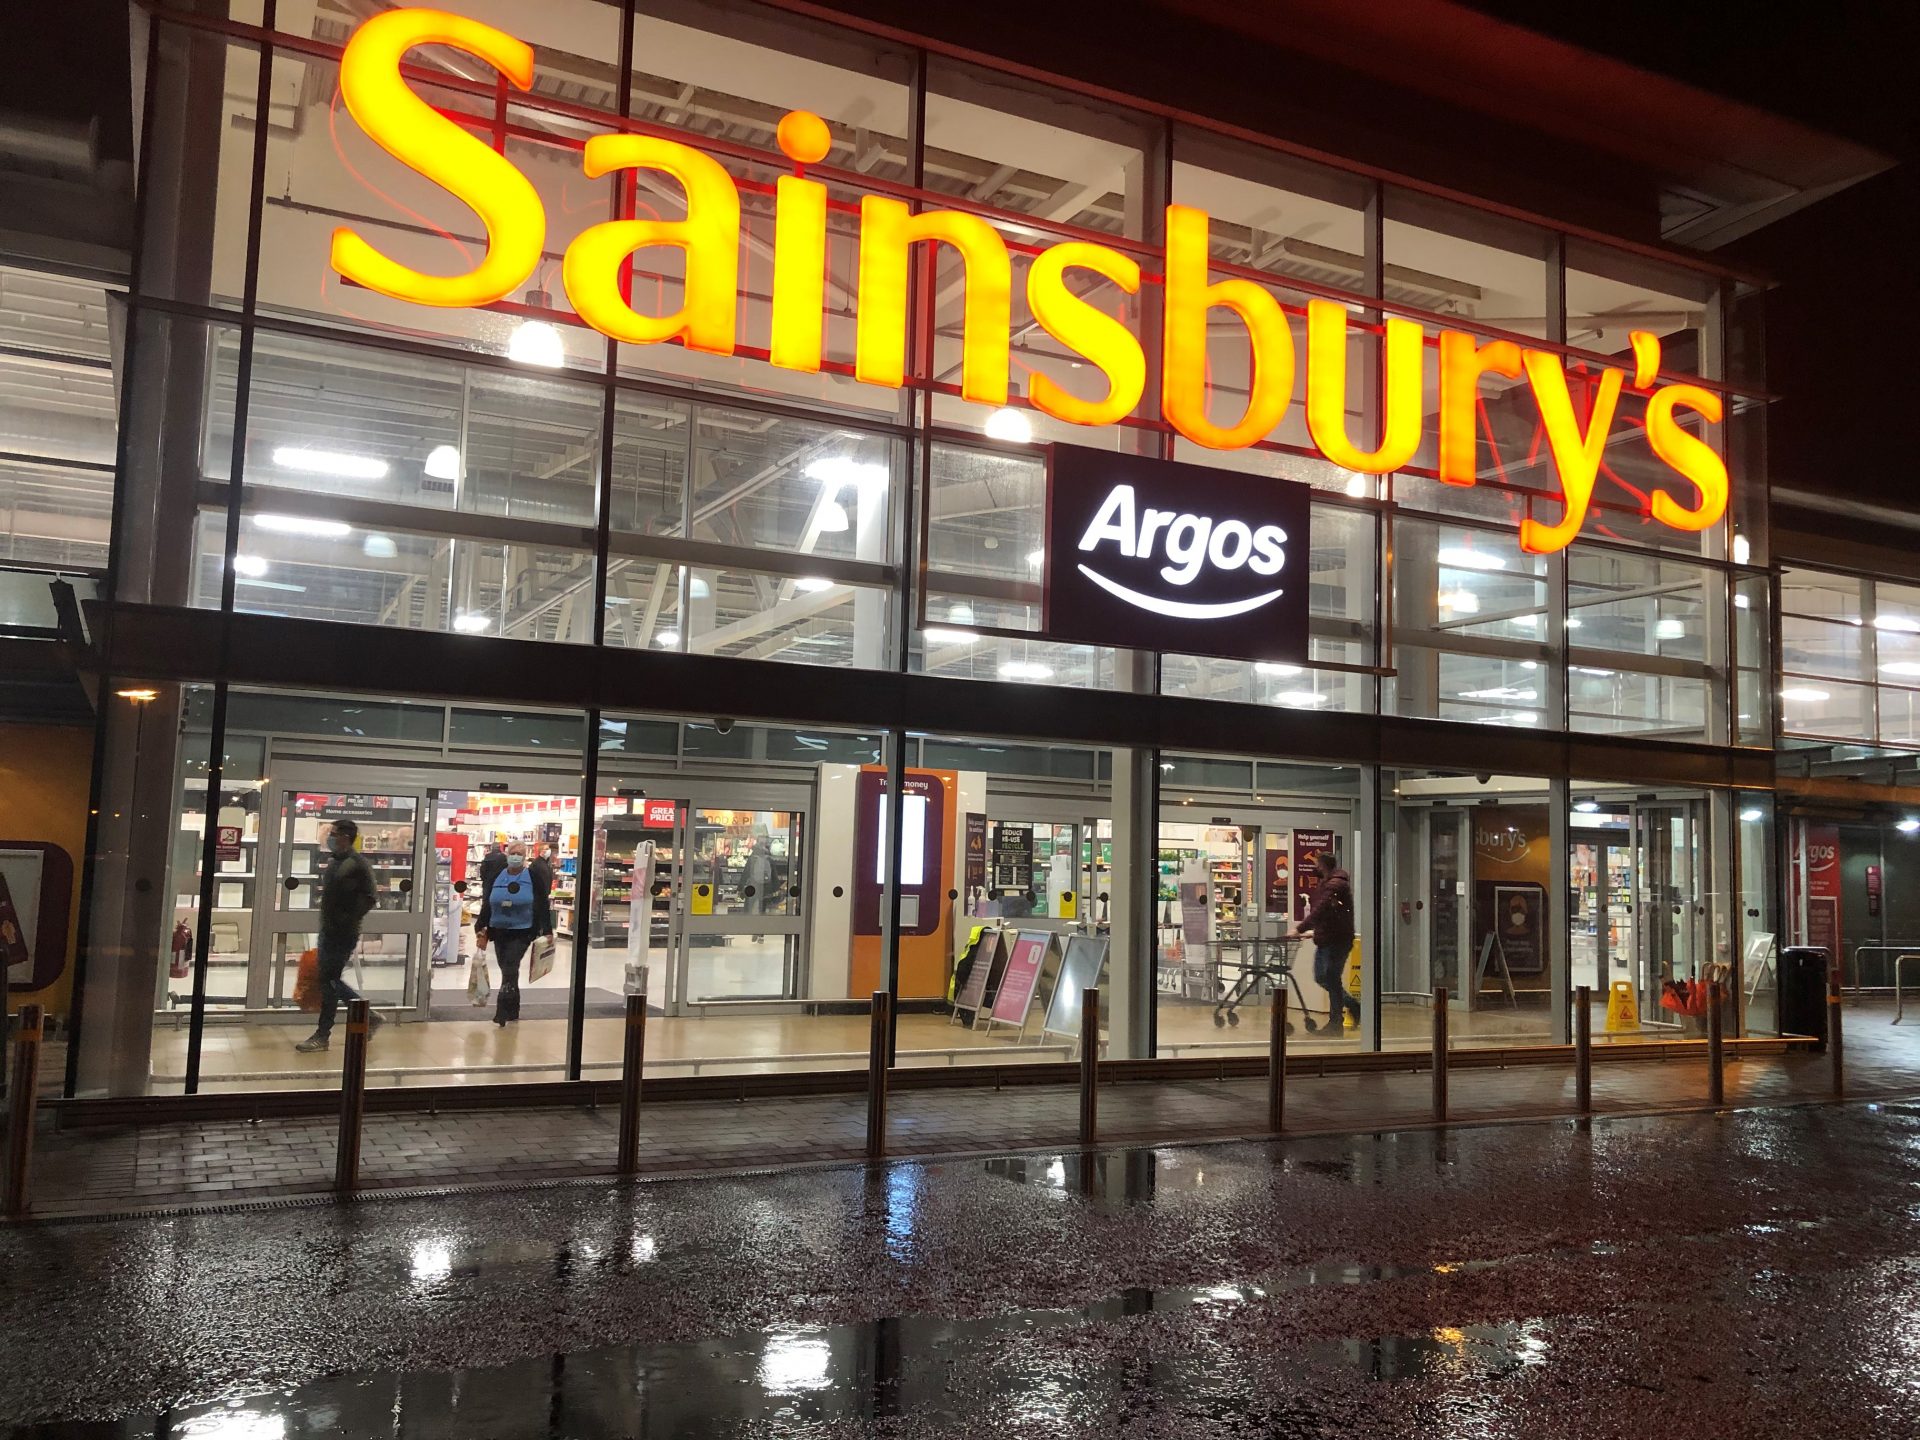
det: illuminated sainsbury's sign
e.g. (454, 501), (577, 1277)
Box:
(330, 8), (1730, 557)
(1045, 444), (1311, 663)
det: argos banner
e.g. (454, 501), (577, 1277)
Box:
(1044, 444), (1312, 662)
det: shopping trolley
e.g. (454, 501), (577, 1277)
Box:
(1212, 935), (1322, 1033)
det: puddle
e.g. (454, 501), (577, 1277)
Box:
(4, 1282), (1549, 1438)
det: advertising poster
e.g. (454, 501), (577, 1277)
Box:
(953, 928), (1005, 1019)
(992, 824), (1033, 891)
(1491, 882), (1546, 975)
(1264, 845), (1290, 912)
(215, 825), (243, 863)
(1793, 821), (1843, 972)
(1042, 935), (1111, 1040)
(965, 813), (987, 890)
(1471, 806), (1550, 979)
(989, 930), (1053, 1029)
(1291, 829), (1336, 925)
(1867, 864), (1882, 918)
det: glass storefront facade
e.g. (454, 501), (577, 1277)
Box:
(48, 0), (1836, 1100)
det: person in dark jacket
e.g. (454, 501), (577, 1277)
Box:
(472, 841), (552, 1026)
(1290, 852), (1359, 1032)
(296, 818), (383, 1052)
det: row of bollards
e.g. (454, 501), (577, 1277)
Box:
(0, 970), (1859, 1215)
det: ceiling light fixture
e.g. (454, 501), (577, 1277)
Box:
(424, 444), (461, 481)
(984, 406), (1033, 444)
(452, 613), (491, 633)
(999, 660), (1053, 680)
(655, 629), (681, 647)
(806, 456), (888, 494)
(794, 576), (835, 593)
(271, 446), (389, 481)
(231, 554), (269, 578)
(1436, 546), (1506, 571)
(251, 513), (351, 538)
(817, 499), (850, 533)
(1779, 686), (1831, 703)
(508, 289), (566, 368)
(923, 627), (979, 646)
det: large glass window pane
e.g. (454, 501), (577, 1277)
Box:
(1566, 548), (1723, 742)
(1157, 755), (1364, 1057)
(1386, 770), (1559, 1051)
(1390, 517), (1549, 726)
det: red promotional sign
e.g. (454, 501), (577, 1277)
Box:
(1867, 864), (1882, 918)
(642, 798), (677, 829)
(1291, 829), (1337, 925)
(1794, 821), (1843, 976)
(989, 930), (1052, 1029)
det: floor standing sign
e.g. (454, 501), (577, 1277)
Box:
(951, 927), (1008, 1028)
(985, 930), (1054, 1037)
(1041, 934), (1111, 1044)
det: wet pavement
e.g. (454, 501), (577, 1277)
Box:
(7, 1101), (1920, 1437)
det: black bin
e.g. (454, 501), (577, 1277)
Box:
(1779, 947), (1830, 1046)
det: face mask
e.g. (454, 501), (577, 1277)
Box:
(507, 854), (526, 872)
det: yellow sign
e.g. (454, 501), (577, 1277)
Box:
(1344, 941), (1363, 1029)
(1605, 979), (1639, 1033)
(1058, 889), (1078, 921)
(330, 7), (1729, 557)
(690, 882), (714, 916)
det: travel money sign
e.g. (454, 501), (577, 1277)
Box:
(332, 8), (1731, 558)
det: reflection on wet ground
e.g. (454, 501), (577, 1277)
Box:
(9, 1104), (1920, 1437)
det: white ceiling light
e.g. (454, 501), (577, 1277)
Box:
(452, 613), (491, 633)
(984, 407), (1033, 444)
(1439, 589), (1480, 615)
(806, 457), (888, 494)
(1656, 618), (1686, 640)
(424, 444), (461, 481)
(1883, 662), (1920, 679)
(1740, 808), (1764, 823)
(688, 575), (711, 600)
(1254, 662), (1303, 677)
(363, 533), (398, 558)
(1875, 615), (1920, 633)
(1900, 818), (1920, 835)
(1735, 594), (1751, 610)
(817, 499), (850, 533)
(251, 513), (351, 538)
(655, 629), (681, 647)
(1436, 546), (1506, 571)
(1574, 801), (1600, 813)
(231, 554), (269, 578)
(1779, 686), (1831, 703)
(271, 447), (388, 481)
(923, 627), (979, 646)
(1344, 472), (1370, 498)
(945, 602), (975, 624)
(508, 319), (566, 367)
(1732, 534), (1751, 565)
(999, 660), (1053, 680)
(1273, 690), (1328, 708)
(794, 576), (835, 593)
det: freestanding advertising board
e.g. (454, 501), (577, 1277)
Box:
(986, 930), (1054, 1037)
(951, 928), (1008, 1027)
(1041, 935), (1111, 1044)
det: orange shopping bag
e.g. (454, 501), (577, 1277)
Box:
(293, 948), (321, 1012)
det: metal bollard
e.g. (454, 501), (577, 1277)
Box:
(865, 990), (891, 1159)
(1268, 988), (1288, 1134)
(1573, 985), (1592, 1116)
(1432, 986), (1449, 1123)
(617, 993), (647, 1176)
(1707, 980), (1725, 1106)
(333, 999), (370, 1196)
(5, 1005), (44, 1218)
(1830, 971), (1845, 1098)
(1079, 988), (1099, 1147)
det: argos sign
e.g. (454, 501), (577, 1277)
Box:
(332, 8), (1731, 557)
(1045, 445), (1312, 662)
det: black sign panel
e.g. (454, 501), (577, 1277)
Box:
(1044, 444), (1312, 663)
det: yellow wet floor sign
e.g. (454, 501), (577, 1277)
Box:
(1605, 979), (1639, 1033)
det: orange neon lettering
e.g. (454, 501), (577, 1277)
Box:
(1644, 383), (1729, 532)
(1304, 298), (1423, 474)
(1519, 354), (1624, 554)
(770, 111), (832, 374)
(563, 134), (741, 354)
(330, 9), (545, 309)
(1025, 243), (1144, 427)
(1437, 330), (1522, 486)
(1161, 205), (1293, 450)
(855, 198), (1011, 404)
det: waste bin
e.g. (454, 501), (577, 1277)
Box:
(1779, 947), (1830, 1047)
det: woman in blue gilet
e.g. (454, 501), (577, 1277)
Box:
(473, 842), (544, 1026)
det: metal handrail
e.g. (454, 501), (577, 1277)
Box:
(1892, 955), (1920, 1024)
(1848, 945), (1920, 995)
